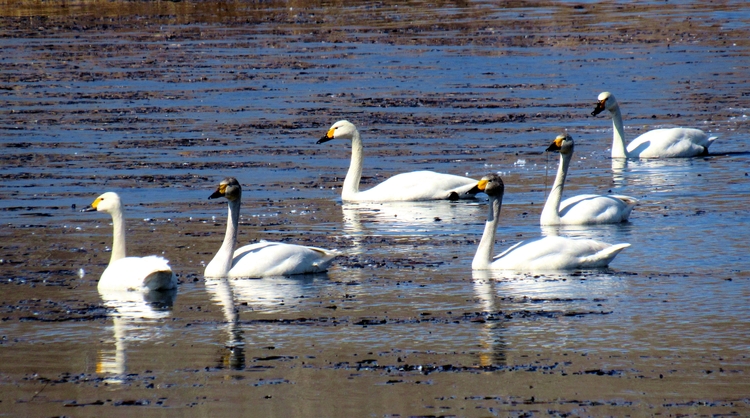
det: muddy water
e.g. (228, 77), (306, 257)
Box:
(2, 1), (750, 416)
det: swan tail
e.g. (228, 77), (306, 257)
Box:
(143, 270), (177, 291)
(609, 195), (639, 212)
(580, 243), (630, 267)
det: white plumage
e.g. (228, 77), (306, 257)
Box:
(204, 177), (338, 278)
(592, 91), (717, 158)
(85, 192), (176, 292)
(317, 120), (478, 202)
(541, 133), (637, 225)
(471, 174), (630, 271)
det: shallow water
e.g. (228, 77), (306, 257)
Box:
(2, 1), (750, 416)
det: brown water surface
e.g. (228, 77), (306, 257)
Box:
(1, 1), (750, 416)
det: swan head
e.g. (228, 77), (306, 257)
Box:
(591, 91), (617, 116)
(83, 192), (122, 214)
(209, 177), (242, 201)
(545, 133), (574, 154)
(469, 173), (504, 197)
(317, 120), (357, 144)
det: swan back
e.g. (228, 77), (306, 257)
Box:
(490, 236), (630, 271)
(99, 255), (176, 291)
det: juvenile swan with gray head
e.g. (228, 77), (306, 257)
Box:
(472, 173), (630, 271)
(204, 177), (338, 278)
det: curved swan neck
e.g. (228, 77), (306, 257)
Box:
(610, 105), (628, 158)
(109, 209), (127, 264)
(342, 129), (364, 200)
(540, 152), (570, 224)
(208, 199), (240, 276)
(472, 195), (502, 269)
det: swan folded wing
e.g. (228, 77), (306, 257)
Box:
(490, 236), (629, 270)
(99, 255), (175, 291)
(559, 194), (636, 224)
(354, 171), (477, 202)
(230, 241), (338, 278)
(628, 128), (713, 158)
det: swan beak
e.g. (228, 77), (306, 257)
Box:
(209, 183), (227, 199)
(81, 197), (101, 212)
(468, 178), (489, 194)
(591, 100), (606, 116)
(316, 127), (336, 144)
(546, 137), (565, 152)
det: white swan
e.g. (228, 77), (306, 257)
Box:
(591, 91), (717, 158)
(84, 192), (176, 292)
(471, 174), (630, 271)
(541, 133), (637, 225)
(204, 177), (338, 278)
(317, 120), (478, 202)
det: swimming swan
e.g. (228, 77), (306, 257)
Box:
(204, 177), (338, 278)
(591, 91), (717, 158)
(317, 120), (478, 202)
(541, 133), (637, 225)
(471, 174), (630, 271)
(84, 192), (176, 292)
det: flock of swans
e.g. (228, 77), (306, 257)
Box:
(84, 91), (718, 292)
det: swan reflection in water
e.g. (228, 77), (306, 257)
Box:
(204, 274), (322, 371)
(473, 268), (624, 359)
(342, 201), (481, 255)
(471, 270), (508, 367)
(97, 288), (176, 383)
(611, 157), (705, 190)
(204, 277), (245, 371)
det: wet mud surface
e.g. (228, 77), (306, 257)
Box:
(2, 1), (750, 416)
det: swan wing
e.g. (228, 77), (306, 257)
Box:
(229, 241), (339, 278)
(558, 194), (637, 224)
(353, 171), (477, 202)
(99, 255), (176, 291)
(490, 236), (629, 271)
(628, 128), (714, 158)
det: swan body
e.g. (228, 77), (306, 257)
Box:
(592, 91), (717, 158)
(541, 134), (637, 225)
(85, 192), (176, 292)
(471, 174), (630, 271)
(317, 120), (478, 202)
(204, 177), (338, 278)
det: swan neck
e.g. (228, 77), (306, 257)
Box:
(342, 129), (363, 200)
(540, 152), (569, 225)
(208, 199), (240, 276)
(109, 209), (127, 264)
(473, 195), (502, 269)
(610, 106), (628, 158)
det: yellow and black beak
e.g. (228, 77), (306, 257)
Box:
(468, 178), (489, 195)
(546, 136), (565, 152)
(81, 196), (101, 212)
(591, 99), (606, 116)
(209, 183), (227, 200)
(316, 127), (336, 144)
